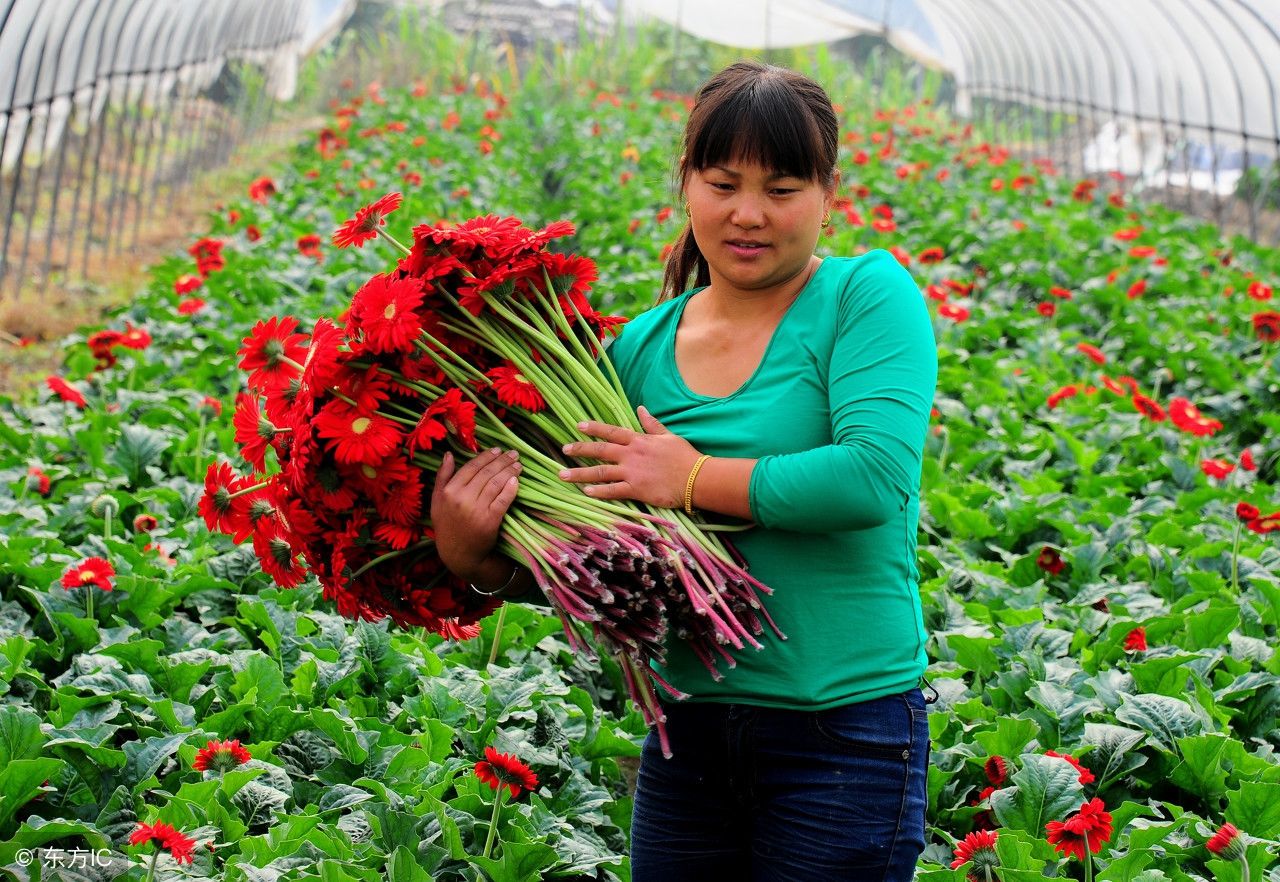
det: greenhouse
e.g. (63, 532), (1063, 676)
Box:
(0, 1), (1277, 879)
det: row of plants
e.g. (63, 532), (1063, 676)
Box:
(2, 16), (1278, 882)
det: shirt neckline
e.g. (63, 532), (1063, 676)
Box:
(666, 258), (830, 403)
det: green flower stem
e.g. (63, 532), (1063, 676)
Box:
(228, 479), (274, 500)
(1242, 855), (1251, 882)
(144, 848), (159, 882)
(983, 867), (992, 882)
(1230, 520), (1243, 593)
(348, 539), (435, 581)
(377, 229), (411, 256)
(85, 585), (94, 621)
(481, 787), (505, 860)
(1083, 842), (1094, 882)
(280, 356), (307, 374)
(486, 603), (508, 667)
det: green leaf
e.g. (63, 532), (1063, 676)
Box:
(468, 840), (560, 882)
(0, 705), (47, 763)
(991, 753), (1085, 836)
(0, 757), (64, 836)
(1114, 694), (1204, 753)
(974, 716), (1041, 758)
(1168, 735), (1231, 800)
(1225, 781), (1280, 838)
(948, 634), (1002, 678)
(110, 424), (170, 487)
(122, 732), (190, 789)
(386, 846), (434, 882)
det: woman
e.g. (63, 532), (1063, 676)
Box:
(431, 60), (938, 880)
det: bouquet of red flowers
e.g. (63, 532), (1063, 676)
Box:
(201, 194), (779, 754)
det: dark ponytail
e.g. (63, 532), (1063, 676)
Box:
(657, 60), (839, 303)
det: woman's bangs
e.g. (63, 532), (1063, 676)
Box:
(689, 82), (824, 181)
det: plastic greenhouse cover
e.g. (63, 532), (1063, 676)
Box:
(621, 0), (1280, 157)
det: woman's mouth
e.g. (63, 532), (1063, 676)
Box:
(726, 240), (769, 257)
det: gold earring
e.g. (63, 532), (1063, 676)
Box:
(683, 203), (691, 218)
(821, 213), (831, 227)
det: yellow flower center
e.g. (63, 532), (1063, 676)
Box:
(361, 465), (377, 479)
(351, 417), (371, 434)
(513, 372), (531, 385)
(383, 303), (396, 319)
(80, 571), (96, 583)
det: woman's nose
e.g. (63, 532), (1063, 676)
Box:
(729, 194), (765, 229)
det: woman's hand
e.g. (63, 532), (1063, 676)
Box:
(559, 406), (701, 509)
(430, 447), (521, 580)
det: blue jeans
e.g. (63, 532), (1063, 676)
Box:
(629, 687), (929, 881)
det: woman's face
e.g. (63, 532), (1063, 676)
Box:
(684, 157), (834, 297)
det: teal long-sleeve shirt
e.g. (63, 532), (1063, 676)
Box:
(604, 249), (938, 709)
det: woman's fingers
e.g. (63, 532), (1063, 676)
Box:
(430, 451), (457, 507)
(576, 420), (634, 445)
(456, 448), (519, 492)
(488, 474), (520, 515)
(477, 457), (521, 508)
(558, 463), (625, 485)
(562, 440), (627, 461)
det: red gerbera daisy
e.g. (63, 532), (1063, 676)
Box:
(297, 234), (323, 260)
(427, 387), (478, 451)
(918, 246), (945, 264)
(1237, 502), (1261, 521)
(1206, 822), (1247, 861)
(1202, 459), (1235, 479)
(1248, 511), (1280, 533)
(474, 746), (539, 798)
(46, 375), (87, 408)
(1037, 546), (1066, 575)
(1131, 393), (1165, 422)
(332, 192), (403, 248)
(120, 323), (152, 350)
(130, 821), (197, 865)
(174, 274), (202, 295)
(984, 755), (1008, 786)
(939, 303), (969, 322)
(61, 557), (115, 592)
(1075, 342), (1106, 365)
(178, 297), (206, 315)
(248, 176), (277, 204)
(313, 401), (402, 464)
(1045, 798), (1113, 861)
(233, 393), (284, 473)
(1240, 449), (1257, 471)
(1047, 384), (1079, 409)
(26, 466), (51, 495)
(252, 523), (309, 588)
(437, 618), (482, 640)
(198, 461), (252, 536)
(352, 273), (425, 353)
(238, 316), (307, 393)
(487, 364), (546, 412)
(407, 410), (448, 454)
(1253, 311), (1280, 341)
(1169, 398), (1223, 437)
(192, 738), (252, 772)
(950, 829), (999, 880)
(1123, 626), (1147, 652)
(1045, 750), (1096, 785)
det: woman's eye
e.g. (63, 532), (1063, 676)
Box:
(710, 182), (733, 191)
(772, 188), (798, 195)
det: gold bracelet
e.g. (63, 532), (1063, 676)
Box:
(684, 454), (711, 516)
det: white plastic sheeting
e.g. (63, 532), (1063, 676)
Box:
(621, 0), (1280, 161)
(0, 0), (347, 172)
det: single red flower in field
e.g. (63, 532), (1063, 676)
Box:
(332, 192), (403, 248)
(1240, 449), (1257, 471)
(314, 401), (402, 464)
(1237, 502), (1261, 521)
(253, 520), (310, 588)
(1037, 546), (1066, 575)
(297, 234), (324, 260)
(1113, 226), (1144, 241)
(918, 246), (945, 264)
(188, 237), (223, 260)
(488, 364), (547, 412)
(246, 225), (262, 242)
(87, 330), (122, 369)
(200, 396), (223, 418)
(1049, 286), (1073, 299)
(174, 274), (202, 295)
(1123, 626), (1147, 652)
(950, 829), (999, 879)
(1248, 512), (1280, 533)
(1247, 280), (1273, 301)
(1206, 822), (1247, 861)
(1045, 750), (1096, 784)
(193, 738), (252, 772)
(1047, 384), (1079, 409)
(178, 297), (206, 315)
(1253, 312), (1280, 341)
(1127, 279), (1147, 299)
(938, 303), (969, 322)
(871, 217), (897, 233)
(46, 376), (86, 408)
(61, 557), (115, 592)
(1169, 398), (1222, 436)
(1128, 245), (1158, 258)
(26, 466), (51, 495)
(1076, 342), (1106, 364)
(130, 821), (196, 865)
(351, 273), (424, 353)
(133, 514), (158, 532)
(1202, 459), (1235, 479)
(1045, 798), (1113, 861)
(475, 746), (538, 798)
(1131, 393), (1165, 422)
(120, 323), (151, 350)
(1037, 302), (1056, 318)
(984, 755), (1008, 786)
(238, 316), (307, 393)
(248, 176), (276, 204)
